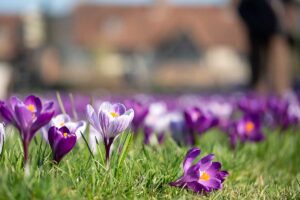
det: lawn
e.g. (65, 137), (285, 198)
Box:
(0, 128), (300, 199)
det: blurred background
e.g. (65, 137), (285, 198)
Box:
(0, 0), (299, 98)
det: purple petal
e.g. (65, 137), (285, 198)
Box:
(169, 176), (185, 187)
(206, 162), (221, 174)
(199, 178), (221, 190)
(59, 126), (71, 134)
(183, 147), (201, 173)
(0, 101), (14, 123)
(31, 110), (54, 136)
(113, 103), (126, 115)
(44, 101), (54, 111)
(99, 110), (112, 137)
(25, 95), (42, 114)
(197, 154), (214, 171)
(186, 181), (204, 193)
(217, 171), (229, 183)
(14, 104), (33, 134)
(10, 96), (23, 110)
(54, 134), (76, 163)
(48, 126), (60, 150)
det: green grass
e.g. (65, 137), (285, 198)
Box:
(0, 128), (300, 200)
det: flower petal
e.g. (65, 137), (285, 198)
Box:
(186, 181), (205, 193)
(99, 110), (112, 137)
(48, 126), (60, 150)
(86, 105), (102, 134)
(199, 178), (221, 190)
(198, 154), (215, 171)
(44, 101), (54, 111)
(99, 102), (114, 112)
(52, 128), (76, 163)
(51, 114), (71, 127)
(31, 110), (55, 138)
(0, 101), (14, 123)
(10, 96), (23, 111)
(108, 115), (132, 137)
(14, 104), (33, 135)
(113, 103), (126, 115)
(66, 121), (87, 139)
(183, 147), (201, 173)
(25, 95), (42, 114)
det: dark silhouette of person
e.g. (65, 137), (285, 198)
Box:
(237, 0), (299, 95)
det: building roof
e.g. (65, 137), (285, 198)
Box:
(73, 4), (246, 52)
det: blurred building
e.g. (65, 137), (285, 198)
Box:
(0, 0), (251, 92)
(0, 15), (21, 61)
(69, 1), (248, 90)
(0, 15), (21, 98)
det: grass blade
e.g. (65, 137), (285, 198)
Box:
(117, 132), (133, 169)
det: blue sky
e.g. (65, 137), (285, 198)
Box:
(0, 0), (228, 16)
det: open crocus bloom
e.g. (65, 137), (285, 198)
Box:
(86, 102), (134, 163)
(0, 123), (5, 154)
(0, 95), (54, 164)
(236, 115), (264, 142)
(170, 148), (228, 193)
(42, 114), (86, 142)
(143, 102), (170, 145)
(48, 126), (77, 163)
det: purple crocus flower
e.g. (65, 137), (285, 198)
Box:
(41, 113), (86, 142)
(125, 99), (148, 134)
(184, 107), (218, 144)
(0, 95), (54, 164)
(238, 95), (266, 118)
(228, 115), (264, 148)
(86, 102), (134, 165)
(170, 148), (228, 193)
(48, 126), (77, 163)
(143, 102), (170, 145)
(267, 96), (299, 130)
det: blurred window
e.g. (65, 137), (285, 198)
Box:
(102, 16), (123, 36)
(156, 32), (201, 62)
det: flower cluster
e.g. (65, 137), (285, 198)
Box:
(0, 95), (55, 164)
(0, 91), (299, 195)
(0, 95), (134, 167)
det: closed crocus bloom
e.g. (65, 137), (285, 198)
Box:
(48, 126), (77, 163)
(125, 99), (148, 134)
(238, 95), (266, 118)
(0, 95), (54, 165)
(143, 102), (169, 145)
(170, 148), (228, 193)
(42, 114), (86, 142)
(184, 107), (218, 145)
(86, 102), (134, 164)
(0, 123), (5, 155)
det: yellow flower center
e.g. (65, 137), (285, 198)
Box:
(199, 171), (210, 181)
(245, 121), (255, 134)
(60, 122), (65, 126)
(110, 112), (119, 118)
(63, 132), (68, 138)
(27, 104), (36, 113)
